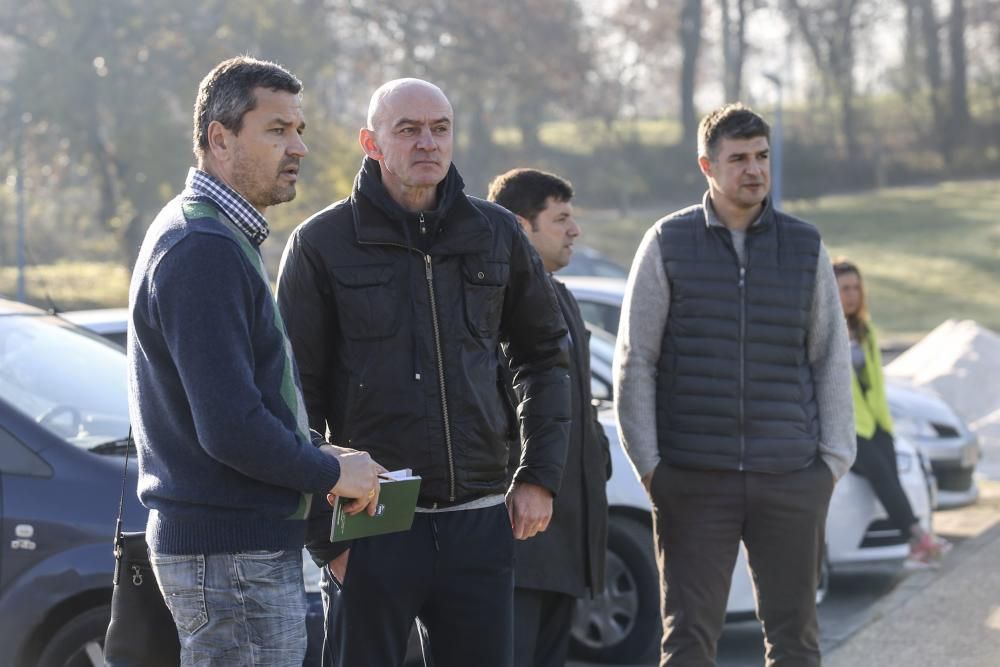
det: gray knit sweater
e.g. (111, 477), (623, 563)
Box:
(613, 199), (856, 482)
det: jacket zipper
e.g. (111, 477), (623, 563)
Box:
(357, 211), (456, 502)
(424, 252), (456, 501)
(719, 228), (748, 471)
(738, 264), (746, 470)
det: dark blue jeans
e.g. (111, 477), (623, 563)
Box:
(151, 549), (308, 666)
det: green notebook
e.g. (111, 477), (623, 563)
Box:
(329, 470), (422, 542)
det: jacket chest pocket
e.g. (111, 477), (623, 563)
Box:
(462, 259), (509, 338)
(332, 264), (399, 340)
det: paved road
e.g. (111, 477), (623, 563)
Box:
(570, 477), (1000, 667)
(568, 565), (904, 667)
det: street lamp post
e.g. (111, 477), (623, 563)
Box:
(763, 72), (783, 211)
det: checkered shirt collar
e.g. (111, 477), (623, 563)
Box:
(184, 168), (269, 246)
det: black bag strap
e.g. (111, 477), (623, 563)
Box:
(112, 427), (134, 584)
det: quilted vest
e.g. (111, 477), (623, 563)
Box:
(654, 201), (821, 473)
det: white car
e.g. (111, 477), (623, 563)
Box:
(563, 275), (979, 509)
(60, 308), (129, 348)
(561, 246), (629, 281)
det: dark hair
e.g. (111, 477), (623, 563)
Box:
(697, 103), (770, 161)
(832, 256), (870, 342)
(192, 56), (302, 160)
(486, 168), (574, 231)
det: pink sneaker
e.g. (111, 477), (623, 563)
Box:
(904, 533), (951, 569)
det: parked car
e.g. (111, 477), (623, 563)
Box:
(560, 276), (630, 336)
(60, 308), (129, 348)
(0, 299), (141, 666)
(884, 382), (979, 508)
(562, 246), (629, 280)
(562, 275), (980, 509)
(60, 304), (936, 665)
(0, 298), (324, 666)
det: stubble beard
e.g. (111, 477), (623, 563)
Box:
(231, 155), (297, 210)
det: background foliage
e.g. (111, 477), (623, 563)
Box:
(1, 0), (998, 336)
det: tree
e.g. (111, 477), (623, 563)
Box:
(914, 0), (951, 160)
(319, 0), (593, 193)
(899, 0), (923, 98)
(0, 0), (201, 263)
(785, 0), (868, 161)
(902, 0), (970, 161)
(948, 0), (971, 133)
(680, 0), (704, 147)
(595, 0), (694, 126)
(0, 0), (346, 264)
(719, 0), (748, 102)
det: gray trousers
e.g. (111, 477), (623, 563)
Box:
(650, 458), (835, 667)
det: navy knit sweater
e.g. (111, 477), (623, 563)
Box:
(128, 193), (342, 555)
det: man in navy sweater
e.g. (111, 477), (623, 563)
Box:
(128, 56), (383, 666)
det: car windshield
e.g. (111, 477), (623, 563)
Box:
(0, 312), (129, 450)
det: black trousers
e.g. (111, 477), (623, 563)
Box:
(851, 427), (918, 535)
(513, 588), (575, 667)
(650, 459), (835, 667)
(320, 503), (514, 667)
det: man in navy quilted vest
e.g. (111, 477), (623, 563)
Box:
(614, 103), (856, 666)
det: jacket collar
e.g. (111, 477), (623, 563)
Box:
(351, 157), (493, 255)
(184, 168), (269, 246)
(702, 190), (775, 233)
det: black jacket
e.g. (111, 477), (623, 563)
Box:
(654, 200), (821, 472)
(504, 278), (611, 597)
(277, 158), (570, 548)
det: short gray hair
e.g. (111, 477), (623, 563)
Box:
(697, 103), (770, 161)
(193, 56), (302, 160)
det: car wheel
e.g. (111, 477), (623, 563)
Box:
(36, 605), (109, 667)
(570, 517), (659, 664)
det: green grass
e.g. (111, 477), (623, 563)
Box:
(575, 178), (1000, 341)
(0, 261), (130, 311)
(4, 179), (998, 342)
(493, 118), (683, 153)
(788, 179), (1000, 340)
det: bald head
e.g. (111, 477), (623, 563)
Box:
(359, 78), (455, 212)
(366, 78), (452, 132)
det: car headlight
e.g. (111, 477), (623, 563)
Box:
(892, 413), (937, 439)
(896, 451), (914, 473)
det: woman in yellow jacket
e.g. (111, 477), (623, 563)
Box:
(833, 258), (949, 567)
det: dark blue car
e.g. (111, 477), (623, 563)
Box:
(0, 298), (323, 666)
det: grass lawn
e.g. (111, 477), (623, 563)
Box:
(0, 261), (130, 312)
(3, 179), (997, 341)
(576, 178), (1000, 341)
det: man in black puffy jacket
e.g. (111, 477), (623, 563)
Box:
(276, 78), (571, 667)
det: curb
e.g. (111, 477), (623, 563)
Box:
(823, 517), (1000, 656)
